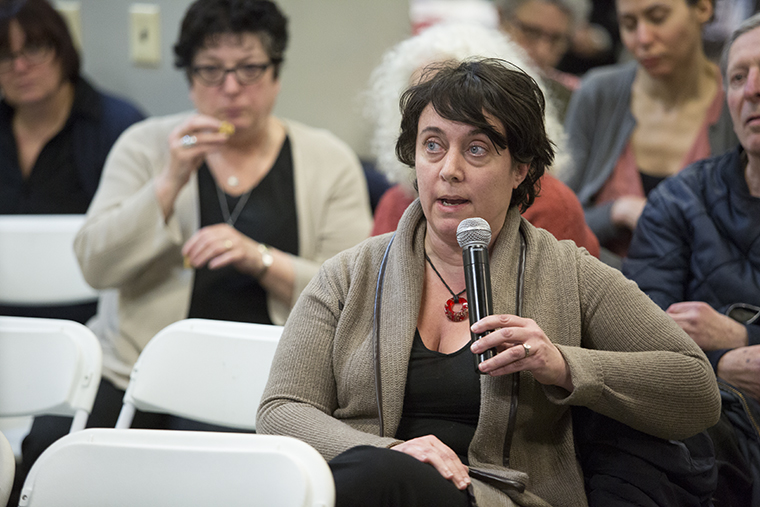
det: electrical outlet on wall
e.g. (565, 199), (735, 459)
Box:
(129, 3), (161, 67)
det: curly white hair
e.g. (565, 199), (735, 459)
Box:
(364, 22), (569, 188)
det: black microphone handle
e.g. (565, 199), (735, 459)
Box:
(462, 245), (496, 373)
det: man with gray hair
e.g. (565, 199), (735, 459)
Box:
(624, 12), (760, 505)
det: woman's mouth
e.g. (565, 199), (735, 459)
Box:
(440, 198), (468, 207)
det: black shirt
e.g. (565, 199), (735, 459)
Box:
(187, 136), (298, 324)
(0, 79), (102, 214)
(395, 329), (481, 463)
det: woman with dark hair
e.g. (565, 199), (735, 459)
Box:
(257, 58), (720, 507)
(74, 0), (371, 405)
(0, 0), (144, 321)
(563, 0), (738, 265)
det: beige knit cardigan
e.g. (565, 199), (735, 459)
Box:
(257, 200), (720, 507)
(74, 112), (372, 388)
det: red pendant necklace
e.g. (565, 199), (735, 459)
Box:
(424, 253), (468, 322)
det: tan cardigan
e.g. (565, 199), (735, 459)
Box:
(257, 200), (720, 507)
(74, 112), (372, 388)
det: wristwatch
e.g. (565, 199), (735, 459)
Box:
(257, 243), (274, 278)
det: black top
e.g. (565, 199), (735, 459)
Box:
(0, 79), (102, 214)
(639, 171), (667, 197)
(187, 136), (298, 324)
(395, 329), (481, 463)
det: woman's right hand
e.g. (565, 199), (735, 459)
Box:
(391, 435), (470, 490)
(155, 114), (231, 220)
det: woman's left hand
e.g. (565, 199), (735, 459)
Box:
(470, 315), (573, 391)
(182, 223), (264, 276)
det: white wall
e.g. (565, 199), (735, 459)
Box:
(72, 0), (411, 158)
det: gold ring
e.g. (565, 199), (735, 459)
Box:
(224, 239), (233, 249)
(522, 343), (531, 358)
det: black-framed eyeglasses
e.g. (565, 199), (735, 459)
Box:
(511, 18), (570, 50)
(0, 43), (55, 74)
(727, 303), (760, 325)
(191, 61), (276, 86)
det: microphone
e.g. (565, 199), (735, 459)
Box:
(457, 218), (496, 373)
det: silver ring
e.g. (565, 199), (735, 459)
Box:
(522, 343), (531, 358)
(180, 134), (197, 147)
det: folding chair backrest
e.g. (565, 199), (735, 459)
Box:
(116, 319), (282, 430)
(0, 317), (102, 432)
(0, 430), (14, 507)
(20, 429), (335, 507)
(0, 215), (97, 305)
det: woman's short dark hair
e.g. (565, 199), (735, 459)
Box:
(173, 0), (288, 81)
(0, 0), (80, 82)
(396, 57), (555, 212)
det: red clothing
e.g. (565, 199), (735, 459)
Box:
(372, 174), (600, 258)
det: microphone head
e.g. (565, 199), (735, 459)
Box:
(457, 218), (491, 248)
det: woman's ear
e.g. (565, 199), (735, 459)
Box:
(694, 0), (714, 25)
(512, 163), (530, 189)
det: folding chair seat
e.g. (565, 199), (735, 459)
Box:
(19, 428), (335, 507)
(116, 318), (283, 431)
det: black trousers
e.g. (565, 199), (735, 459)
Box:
(329, 446), (473, 507)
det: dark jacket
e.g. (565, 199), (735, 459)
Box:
(0, 77), (146, 209)
(623, 147), (760, 370)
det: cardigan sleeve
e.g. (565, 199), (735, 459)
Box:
(74, 119), (188, 289)
(562, 66), (637, 245)
(258, 254), (401, 460)
(548, 250), (720, 440)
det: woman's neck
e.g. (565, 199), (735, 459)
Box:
(424, 231), (464, 272)
(636, 51), (717, 107)
(13, 80), (75, 136)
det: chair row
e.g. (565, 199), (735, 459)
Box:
(0, 316), (335, 506)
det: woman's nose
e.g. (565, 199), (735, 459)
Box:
(221, 71), (242, 94)
(439, 151), (465, 182)
(636, 22), (654, 47)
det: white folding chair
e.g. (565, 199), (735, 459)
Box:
(0, 317), (102, 433)
(0, 215), (97, 305)
(115, 318), (283, 431)
(19, 428), (334, 507)
(0, 215), (99, 453)
(0, 430), (14, 507)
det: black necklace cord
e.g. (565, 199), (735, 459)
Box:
(424, 252), (466, 302)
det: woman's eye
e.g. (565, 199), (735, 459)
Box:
(647, 8), (668, 25)
(620, 18), (636, 32)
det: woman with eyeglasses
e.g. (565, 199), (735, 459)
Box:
(496, 0), (591, 119)
(0, 0), (144, 321)
(73, 0), (371, 421)
(563, 0), (738, 266)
